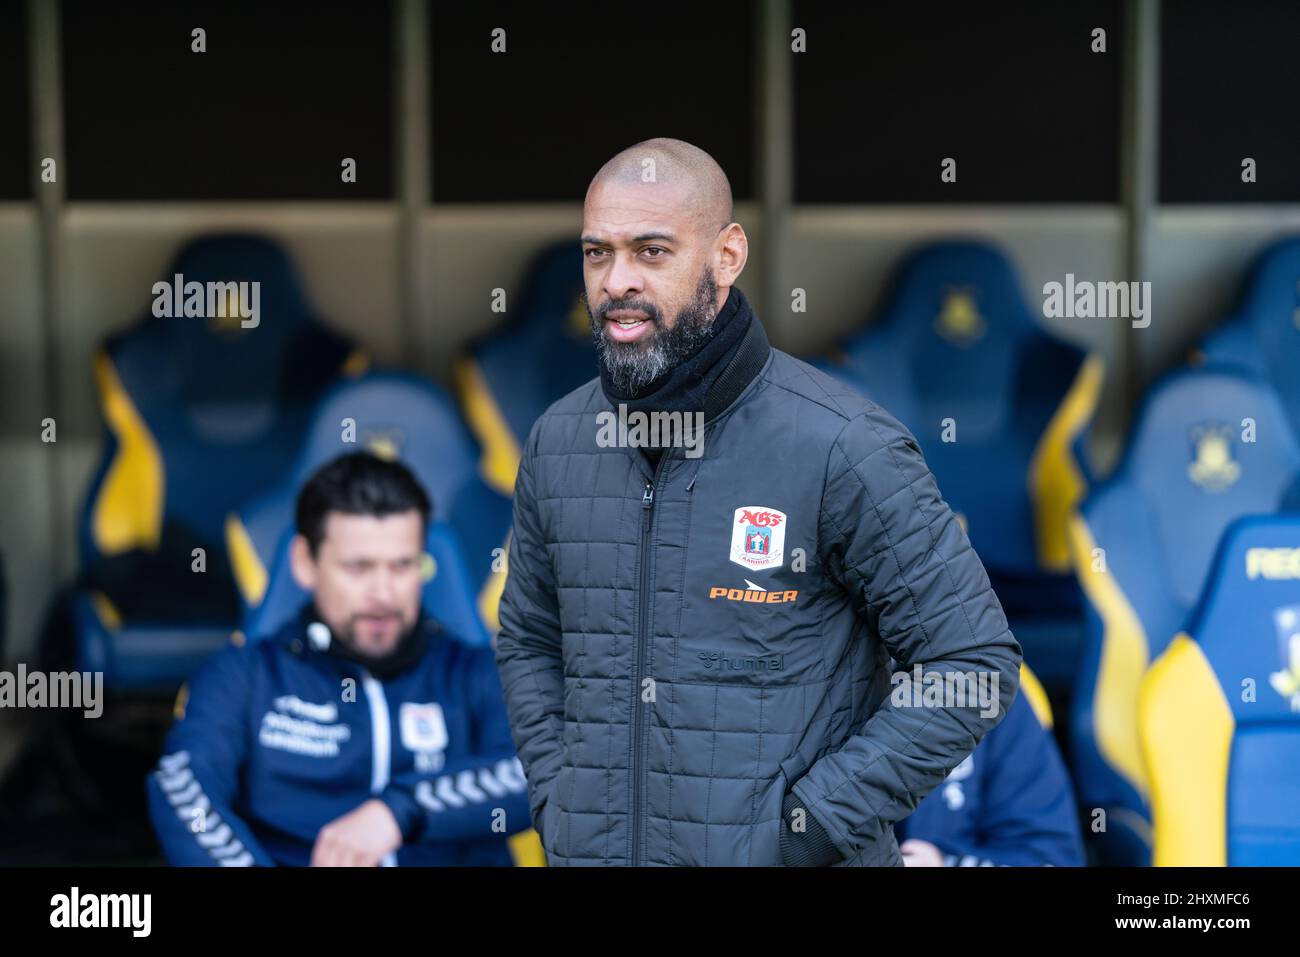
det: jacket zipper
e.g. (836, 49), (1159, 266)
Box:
(361, 669), (398, 868)
(630, 453), (668, 866)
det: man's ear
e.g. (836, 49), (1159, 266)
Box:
(715, 222), (748, 288)
(289, 533), (318, 592)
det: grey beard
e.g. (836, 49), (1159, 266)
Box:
(589, 270), (719, 395)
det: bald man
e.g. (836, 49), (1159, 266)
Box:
(495, 138), (1021, 867)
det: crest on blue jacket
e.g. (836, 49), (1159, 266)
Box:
(400, 702), (448, 752)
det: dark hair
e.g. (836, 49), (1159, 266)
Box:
(295, 452), (432, 554)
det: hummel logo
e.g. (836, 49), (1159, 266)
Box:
(698, 651), (785, 672)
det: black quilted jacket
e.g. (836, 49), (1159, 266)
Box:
(495, 296), (1021, 866)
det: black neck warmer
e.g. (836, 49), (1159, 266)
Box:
(598, 284), (761, 423)
(300, 603), (434, 681)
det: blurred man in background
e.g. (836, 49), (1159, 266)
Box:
(147, 452), (530, 866)
(897, 691), (1084, 867)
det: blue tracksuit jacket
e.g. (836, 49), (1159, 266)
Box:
(895, 691), (1084, 866)
(146, 608), (531, 866)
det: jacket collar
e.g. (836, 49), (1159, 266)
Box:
(292, 602), (438, 680)
(701, 307), (770, 425)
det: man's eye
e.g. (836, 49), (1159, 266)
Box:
(642, 247), (665, 258)
(585, 248), (607, 260)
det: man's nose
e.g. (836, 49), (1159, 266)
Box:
(367, 570), (398, 606)
(604, 250), (644, 302)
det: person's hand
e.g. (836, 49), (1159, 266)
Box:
(900, 839), (945, 867)
(310, 799), (402, 867)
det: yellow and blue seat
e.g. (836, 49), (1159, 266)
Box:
(1196, 235), (1300, 439)
(74, 234), (360, 693)
(1068, 366), (1300, 864)
(227, 371), (512, 645)
(455, 241), (597, 495)
(811, 240), (1104, 689)
(1140, 513), (1300, 865)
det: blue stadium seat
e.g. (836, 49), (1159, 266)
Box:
(226, 371), (511, 646)
(75, 234), (362, 694)
(1197, 235), (1300, 436)
(811, 240), (1104, 687)
(455, 240), (597, 494)
(1140, 513), (1300, 865)
(1069, 366), (1300, 865)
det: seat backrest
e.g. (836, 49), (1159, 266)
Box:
(1069, 366), (1300, 857)
(456, 240), (598, 493)
(814, 239), (1101, 592)
(1140, 513), (1300, 865)
(1198, 236), (1300, 435)
(228, 371), (512, 638)
(80, 233), (356, 619)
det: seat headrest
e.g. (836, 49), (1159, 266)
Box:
(1187, 513), (1300, 721)
(462, 240), (598, 466)
(1086, 366), (1300, 615)
(107, 232), (347, 408)
(166, 233), (309, 319)
(1200, 236), (1300, 427)
(295, 372), (479, 511)
(878, 239), (1039, 342)
(1230, 236), (1300, 343)
(840, 239), (1070, 440)
(514, 240), (589, 329)
(236, 371), (483, 570)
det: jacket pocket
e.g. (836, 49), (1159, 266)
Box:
(540, 795), (560, 862)
(751, 763), (790, 867)
(540, 764), (573, 861)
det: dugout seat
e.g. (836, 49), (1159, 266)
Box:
(1196, 236), (1300, 438)
(1069, 366), (1300, 865)
(74, 234), (362, 694)
(812, 240), (1104, 687)
(1140, 513), (1300, 865)
(455, 240), (597, 494)
(227, 371), (511, 646)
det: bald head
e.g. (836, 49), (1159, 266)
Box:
(581, 138), (748, 394)
(587, 138), (734, 235)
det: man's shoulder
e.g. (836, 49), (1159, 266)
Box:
(184, 632), (272, 700)
(213, 616), (310, 680)
(758, 349), (916, 447)
(244, 612), (306, 656)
